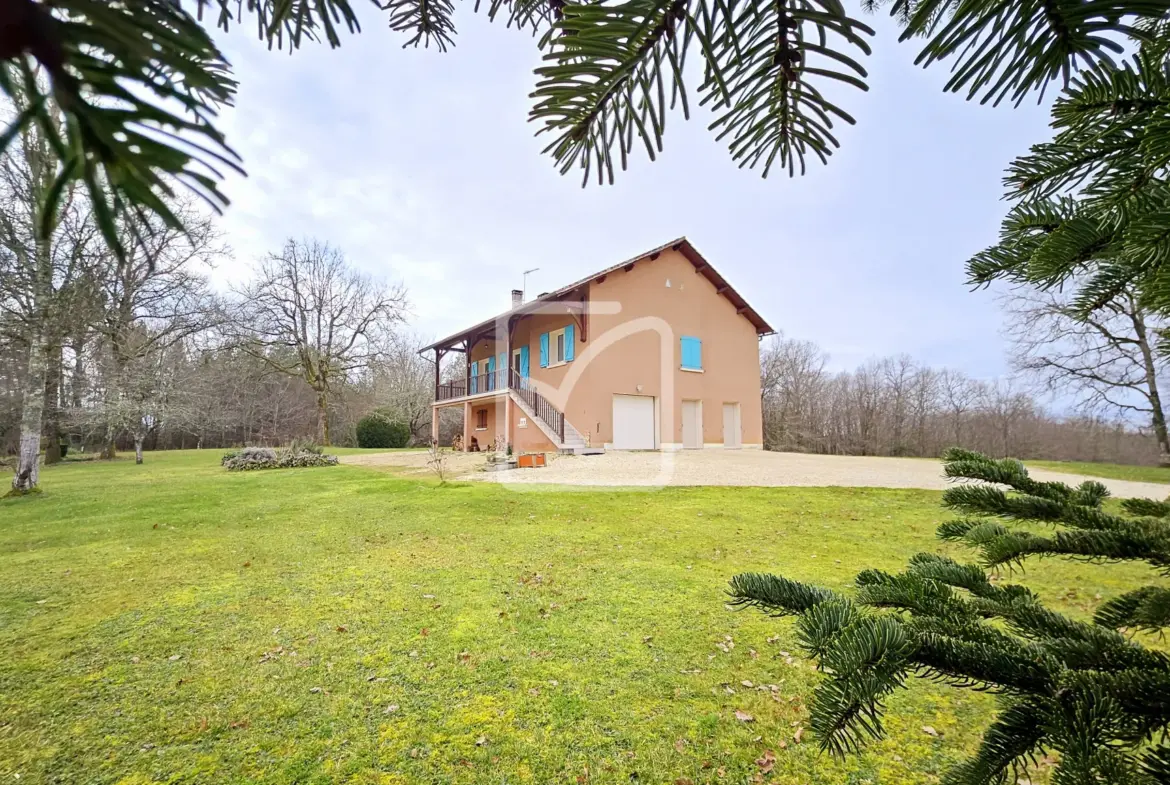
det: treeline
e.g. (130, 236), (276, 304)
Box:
(761, 335), (1161, 465)
(0, 335), (439, 455)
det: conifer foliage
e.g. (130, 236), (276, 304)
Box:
(729, 448), (1170, 784)
(1, 0), (1167, 254)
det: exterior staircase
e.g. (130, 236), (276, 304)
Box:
(508, 384), (603, 456)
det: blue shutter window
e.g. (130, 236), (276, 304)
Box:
(470, 360), (478, 394)
(539, 333), (549, 368)
(564, 324), (575, 362)
(486, 355), (496, 390)
(681, 336), (702, 370)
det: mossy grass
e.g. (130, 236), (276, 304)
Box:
(1, 450), (1153, 783)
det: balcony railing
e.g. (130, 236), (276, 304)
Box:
(435, 369), (509, 402)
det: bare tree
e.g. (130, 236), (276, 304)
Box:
(1002, 286), (1170, 463)
(367, 332), (435, 442)
(234, 239), (408, 445)
(0, 93), (97, 493)
(83, 203), (224, 461)
(760, 333), (828, 452)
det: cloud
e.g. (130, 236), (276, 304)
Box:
(205, 11), (1052, 375)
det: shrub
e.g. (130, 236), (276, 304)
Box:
(356, 413), (410, 448)
(221, 446), (275, 467)
(222, 446), (337, 472)
(287, 437), (323, 455)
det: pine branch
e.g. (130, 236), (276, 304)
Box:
(1096, 586), (1170, 633)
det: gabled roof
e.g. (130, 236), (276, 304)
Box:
(421, 237), (774, 353)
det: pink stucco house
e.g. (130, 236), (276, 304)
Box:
(424, 238), (773, 453)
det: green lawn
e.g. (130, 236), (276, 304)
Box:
(1027, 459), (1170, 486)
(1, 452), (1155, 784)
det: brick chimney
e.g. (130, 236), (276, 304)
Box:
(511, 289), (523, 309)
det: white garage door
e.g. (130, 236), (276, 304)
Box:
(612, 394), (656, 450)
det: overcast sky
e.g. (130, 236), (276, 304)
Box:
(208, 9), (1054, 378)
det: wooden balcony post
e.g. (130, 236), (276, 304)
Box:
(464, 338), (471, 395)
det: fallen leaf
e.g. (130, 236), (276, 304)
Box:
(408, 650), (418, 658)
(242, 561), (251, 568)
(793, 726), (804, 744)
(229, 718), (249, 729)
(717, 767), (726, 778)
(152, 523), (158, 529)
(422, 594), (436, 599)
(409, 747), (420, 759)
(130, 656), (140, 664)
(309, 687), (322, 694)
(922, 725), (939, 737)
(384, 704), (400, 714)
(749, 649), (758, 660)
(458, 651), (471, 662)
(336, 625), (348, 633)
(198, 716), (209, 732)
(701, 761), (713, 770)
(476, 735), (488, 747)
(741, 680), (754, 688)
(675, 779), (694, 785)
(168, 654), (181, 661)
(735, 710), (755, 722)
(674, 738), (686, 753)
(755, 749), (776, 774)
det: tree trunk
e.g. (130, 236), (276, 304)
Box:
(11, 331), (48, 493)
(1132, 311), (1170, 464)
(134, 434), (144, 465)
(316, 389), (330, 446)
(43, 343), (62, 465)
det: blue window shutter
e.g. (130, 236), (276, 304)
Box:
(520, 346), (530, 378)
(564, 324), (575, 362)
(470, 361), (478, 394)
(487, 355), (495, 390)
(681, 336), (702, 369)
(539, 333), (549, 368)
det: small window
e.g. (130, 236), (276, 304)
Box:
(476, 409), (488, 429)
(681, 336), (702, 371)
(548, 327), (567, 365)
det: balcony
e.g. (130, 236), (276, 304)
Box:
(434, 369), (564, 443)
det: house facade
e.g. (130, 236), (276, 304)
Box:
(424, 238), (773, 453)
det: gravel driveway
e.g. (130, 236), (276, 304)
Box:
(343, 449), (1170, 498)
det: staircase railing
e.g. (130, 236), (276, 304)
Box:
(435, 369), (567, 444)
(508, 369), (564, 443)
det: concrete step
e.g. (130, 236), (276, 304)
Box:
(558, 446), (605, 456)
